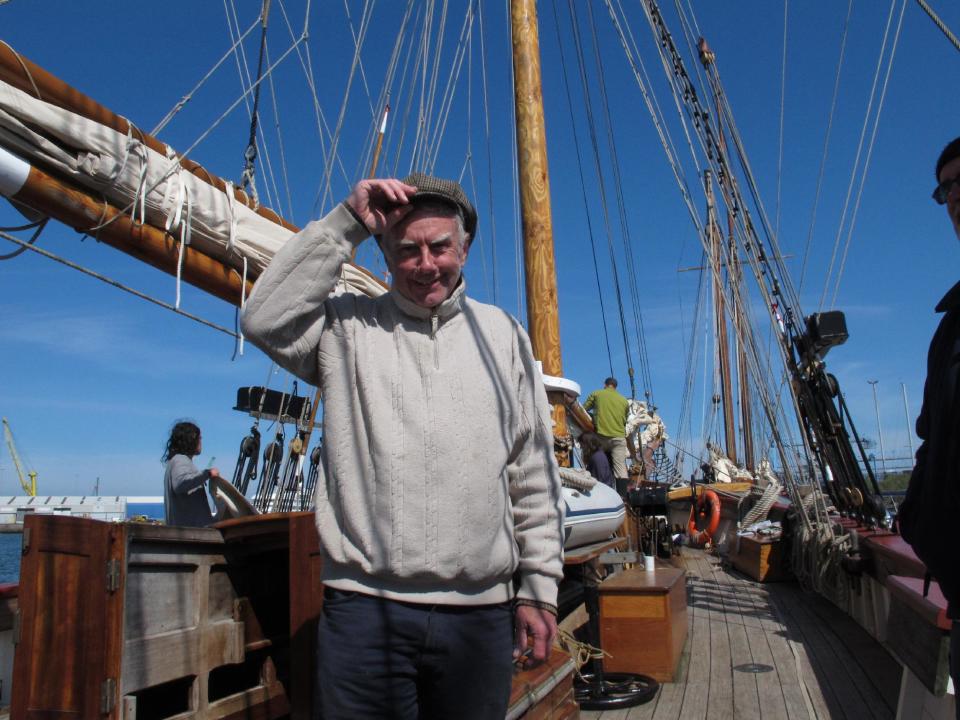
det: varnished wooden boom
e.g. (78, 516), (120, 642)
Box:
(12, 162), (253, 307)
(0, 43), (297, 234)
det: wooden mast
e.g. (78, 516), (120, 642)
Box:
(704, 169), (737, 464)
(510, 0), (567, 439)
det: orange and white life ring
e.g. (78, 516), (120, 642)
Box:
(687, 488), (721, 546)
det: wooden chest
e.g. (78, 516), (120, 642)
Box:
(598, 566), (687, 682)
(730, 535), (785, 582)
(12, 512), (322, 719)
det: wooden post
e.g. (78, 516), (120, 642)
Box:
(511, 0), (567, 438)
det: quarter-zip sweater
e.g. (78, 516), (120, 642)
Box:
(241, 204), (564, 606)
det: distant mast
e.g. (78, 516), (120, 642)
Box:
(699, 37), (754, 470)
(511, 0), (568, 439)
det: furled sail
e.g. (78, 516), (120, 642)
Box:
(0, 47), (385, 304)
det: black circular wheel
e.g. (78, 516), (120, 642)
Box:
(573, 672), (659, 710)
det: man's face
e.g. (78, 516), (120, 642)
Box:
(383, 209), (469, 309)
(939, 156), (960, 241)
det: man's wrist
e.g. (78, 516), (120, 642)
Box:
(341, 200), (369, 234)
(514, 598), (558, 617)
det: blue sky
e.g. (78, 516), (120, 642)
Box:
(0, 0), (957, 496)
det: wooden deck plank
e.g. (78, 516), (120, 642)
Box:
(803, 584), (901, 712)
(772, 584), (894, 719)
(768, 584), (868, 719)
(715, 558), (787, 720)
(580, 548), (899, 720)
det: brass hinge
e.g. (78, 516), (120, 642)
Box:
(20, 527), (30, 555)
(100, 677), (116, 715)
(11, 609), (20, 645)
(106, 559), (121, 593)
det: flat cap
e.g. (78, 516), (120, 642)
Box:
(402, 172), (478, 241)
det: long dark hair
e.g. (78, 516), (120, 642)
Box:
(163, 421), (201, 462)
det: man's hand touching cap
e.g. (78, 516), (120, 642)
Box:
(346, 178), (418, 237)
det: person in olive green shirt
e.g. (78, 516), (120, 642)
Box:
(583, 377), (633, 495)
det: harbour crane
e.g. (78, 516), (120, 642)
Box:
(2, 417), (37, 496)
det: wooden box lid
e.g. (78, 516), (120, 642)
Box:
(599, 566), (684, 594)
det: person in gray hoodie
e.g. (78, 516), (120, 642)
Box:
(241, 174), (565, 719)
(162, 420), (220, 527)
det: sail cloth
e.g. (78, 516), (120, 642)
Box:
(0, 78), (385, 299)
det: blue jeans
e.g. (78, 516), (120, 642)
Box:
(316, 588), (515, 719)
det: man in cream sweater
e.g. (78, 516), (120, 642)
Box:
(241, 174), (564, 719)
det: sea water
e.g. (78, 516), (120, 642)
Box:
(0, 502), (166, 584)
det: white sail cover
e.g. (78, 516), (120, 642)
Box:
(0, 78), (385, 299)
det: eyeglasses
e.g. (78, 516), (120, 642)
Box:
(932, 176), (960, 205)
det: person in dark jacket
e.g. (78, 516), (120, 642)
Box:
(162, 420), (220, 527)
(901, 136), (960, 718)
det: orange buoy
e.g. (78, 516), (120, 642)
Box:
(687, 488), (721, 546)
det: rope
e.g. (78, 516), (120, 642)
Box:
(0, 218), (47, 261)
(552, 0), (615, 376)
(799, 0), (853, 294)
(150, 15), (261, 136)
(829, 0), (907, 308)
(0, 230), (240, 338)
(916, 0), (960, 52)
(774, 0), (788, 241)
(818, 0), (900, 312)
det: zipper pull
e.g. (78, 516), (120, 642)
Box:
(430, 312), (439, 339)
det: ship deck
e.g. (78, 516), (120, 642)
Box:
(582, 547), (901, 720)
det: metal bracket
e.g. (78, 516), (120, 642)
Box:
(100, 678), (116, 715)
(106, 559), (120, 593)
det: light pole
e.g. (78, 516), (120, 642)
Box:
(868, 380), (887, 480)
(900, 382), (915, 464)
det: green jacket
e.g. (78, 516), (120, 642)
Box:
(584, 387), (629, 438)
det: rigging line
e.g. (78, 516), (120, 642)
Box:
(552, 0), (615, 375)
(426, 2), (476, 172)
(223, 0), (281, 211)
(916, 0), (960, 52)
(672, 0), (709, 107)
(818, 0), (899, 312)
(149, 16), (262, 136)
(478, 0), (498, 305)
(461, 23), (490, 299)
(387, 2), (425, 177)
(593, 12), (656, 403)
(614, 0), (703, 271)
(0, 230), (239, 338)
(606, 0), (705, 235)
(263, 40), (296, 219)
(90, 29), (310, 237)
(317, 0), (376, 214)
(235, 0), (271, 202)
(275, 0), (352, 202)
(775, 0), (788, 241)
(342, 0), (379, 124)
(0, 217), (47, 261)
(799, 0), (853, 294)
(423, 0), (452, 173)
(358, 4), (415, 182)
(830, 0), (908, 308)
(585, 1), (647, 397)
(568, 0), (633, 382)
(409, 0), (434, 171)
(246, 37), (287, 215)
